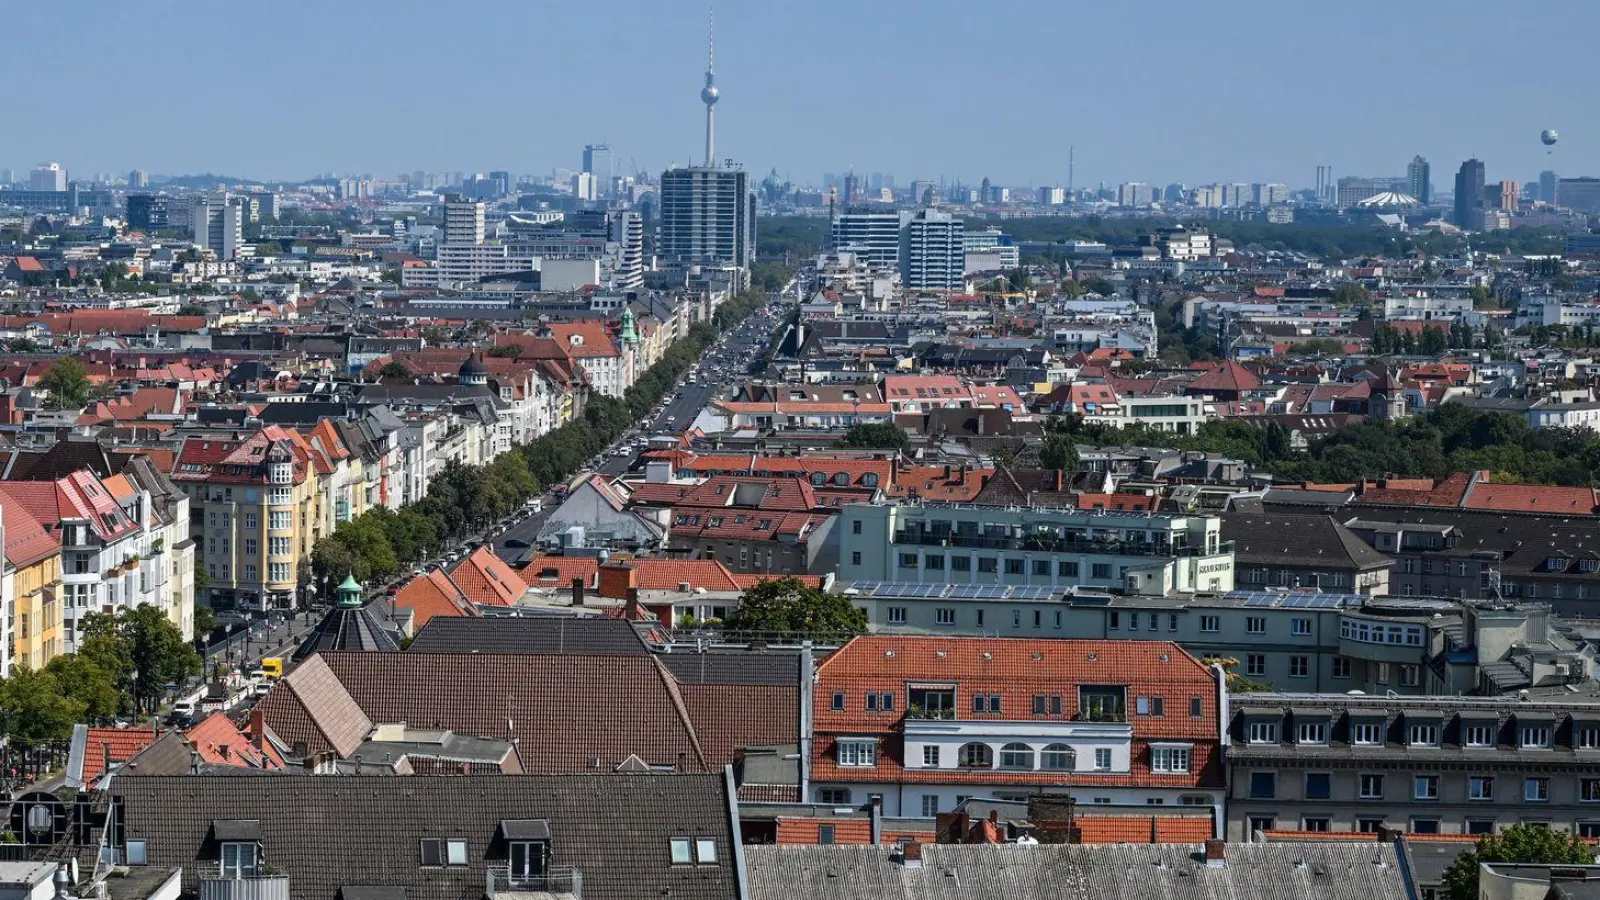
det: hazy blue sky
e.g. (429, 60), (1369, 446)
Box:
(7, 0), (1593, 189)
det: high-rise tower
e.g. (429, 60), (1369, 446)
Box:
(701, 12), (719, 168)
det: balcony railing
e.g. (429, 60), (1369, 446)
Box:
(485, 866), (581, 898)
(893, 530), (1232, 558)
(198, 875), (289, 900)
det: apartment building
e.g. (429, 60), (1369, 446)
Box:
(809, 635), (1225, 824)
(171, 427), (329, 613)
(1226, 692), (1600, 840)
(837, 503), (1235, 597)
(0, 494), (64, 674)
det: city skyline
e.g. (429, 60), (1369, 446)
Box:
(4, 0), (1594, 186)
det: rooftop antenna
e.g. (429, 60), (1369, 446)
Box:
(701, 9), (720, 168)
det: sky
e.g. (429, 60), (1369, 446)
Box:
(6, 0), (1596, 190)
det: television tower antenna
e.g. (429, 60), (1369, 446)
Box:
(701, 9), (720, 168)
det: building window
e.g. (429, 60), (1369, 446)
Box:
(1302, 817), (1330, 833)
(1297, 722), (1327, 745)
(817, 788), (850, 805)
(978, 558), (997, 574)
(831, 691), (845, 711)
(1151, 746), (1190, 774)
(1129, 613), (1140, 631)
(1399, 665), (1419, 687)
(1579, 727), (1600, 750)
(1408, 724), (1439, 747)
(1093, 748), (1113, 770)
(1249, 772), (1276, 799)
(925, 556), (945, 571)
(1469, 776), (1494, 801)
(669, 839), (693, 864)
(1246, 722), (1278, 744)
(1581, 779), (1600, 803)
(1526, 777), (1550, 802)
(1467, 820), (1496, 836)
(951, 557), (970, 572)
(999, 743), (1034, 770)
(1033, 695), (1047, 715)
(1058, 561), (1078, 576)
(1041, 744), (1074, 771)
(1352, 723), (1384, 745)
(1091, 563), (1111, 579)
(1331, 657), (1351, 679)
(1464, 724), (1495, 747)
(1304, 772), (1331, 800)
(1357, 818), (1384, 834)
(1032, 559), (1050, 576)
(837, 740), (876, 767)
(922, 745), (940, 767)
(851, 520), (862, 535)
(1415, 775), (1439, 800)
(886, 607), (906, 625)
(921, 796), (940, 818)
(958, 743), (993, 769)
(935, 608), (955, 626)
(1245, 654), (1266, 677)
(1410, 819), (1440, 835)
(1288, 656), (1309, 678)
(851, 552), (861, 566)
(1190, 697), (1203, 718)
(899, 554), (918, 569)
(1291, 617), (1311, 636)
(1247, 816), (1275, 834)
(1358, 774), (1384, 799)
(1199, 615), (1220, 633)
(1245, 616), (1266, 634)
(1521, 726), (1552, 748)
(221, 842), (259, 878)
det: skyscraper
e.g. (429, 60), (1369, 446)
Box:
(29, 162), (66, 192)
(191, 196), (242, 259)
(583, 145), (613, 198)
(1453, 159), (1486, 229)
(442, 195), (486, 245)
(831, 210), (902, 269)
(899, 208), (964, 290)
(128, 169), (149, 190)
(1406, 156), (1430, 205)
(1539, 171), (1559, 205)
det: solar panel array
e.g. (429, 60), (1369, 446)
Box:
(1228, 590), (1364, 609)
(847, 581), (1066, 602)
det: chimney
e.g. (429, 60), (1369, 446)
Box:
(676, 751), (687, 772)
(598, 561), (636, 600)
(1204, 839), (1226, 867)
(249, 708), (265, 752)
(988, 809), (999, 824)
(571, 577), (585, 607)
(901, 841), (923, 868)
(625, 587), (641, 619)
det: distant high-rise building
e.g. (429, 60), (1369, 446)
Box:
(1253, 183), (1290, 206)
(1453, 159), (1486, 228)
(488, 170), (512, 198)
(128, 169), (149, 190)
(191, 196), (242, 259)
(582, 145), (612, 198)
(572, 172), (598, 202)
(1406, 156), (1431, 205)
(1037, 186), (1065, 206)
(908, 180), (938, 207)
(1539, 171), (1560, 205)
(658, 167), (754, 270)
(1494, 180), (1518, 212)
(899, 208), (964, 290)
(126, 194), (168, 230)
(841, 173), (860, 207)
(1557, 177), (1600, 214)
(831, 210), (902, 269)
(442, 195), (486, 245)
(1117, 182), (1153, 207)
(29, 162), (66, 192)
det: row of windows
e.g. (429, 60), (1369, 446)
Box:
(1245, 720), (1575, 749)
(831, 690), (1203, 719)
(1244, 815), (1598, 839)
(1250, 771), (1595, 803)
(896, 555), (1114, 579)
(837, 740), (1138, 772)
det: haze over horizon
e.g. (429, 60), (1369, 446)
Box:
(8, 0), (1594, 188)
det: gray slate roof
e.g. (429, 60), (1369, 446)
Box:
(745, 842), (1413, 900)
(406, 616), (649, 656)
(112, 773), (739, 900)
(1222, 512), (1394, 570)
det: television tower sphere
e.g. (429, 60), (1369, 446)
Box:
(1541, 129), (1559, 146)
(702, 80), (719, 106)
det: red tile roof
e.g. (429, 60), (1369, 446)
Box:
(0, 488), (60, 568)
(393, 569), (480, 627)
(79, 727), (158, 784)
(1186, 361), (1261, 394)
(186, 712), (286, 769)
(447, 546), (526, 606)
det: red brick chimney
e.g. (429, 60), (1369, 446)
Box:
(598, 562), (635, 599)
(249, 708), (265, 753)
(1204, 838), (1226, 867)
(901, 841), (923, 868)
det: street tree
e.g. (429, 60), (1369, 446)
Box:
(724, 577), (867, 639)
(40, 358), (94, 409)
(1442, 824), (1593, 900)
(0, 667), (85, 747)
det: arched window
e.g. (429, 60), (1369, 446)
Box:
(862, 473), (880, 488)
(810, 472), (827, 486)
(1041, 744), (1075, 771)
(958, 742), (993, 769)
(834, 472), (850, 486)
(999, 743), (1034, 770)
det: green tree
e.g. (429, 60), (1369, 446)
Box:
(176, 304), (210, 316)
(40, 358), (94, 409)
(724, 577), (867, 639)
(1081, 277), (1116, 297)
(487, 343), (522, 358)
(44, 654), (122, 724)
(1469, 284), (1495, 308)
(1442, 824), (1594, 900)
(839, 423), (909, 451)
(82, 606), (201, 714)
(1332, 282), (1372, 308)
(366, 360), (412, 380)
(193, 605), (219, 638)
(1039, 432), (1080, 472)
(1199, 656), (1274, 693)
(0, 668), (85, 746)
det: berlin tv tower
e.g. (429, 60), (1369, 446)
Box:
(701, 10), (719, 168)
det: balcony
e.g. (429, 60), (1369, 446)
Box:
(198, 875), (289, 900)
(485, 866), (581, 899)
(893, 529), (1231, 559)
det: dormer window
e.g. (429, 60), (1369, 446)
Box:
(221, 843), (259, 879)
(1547, 556), (1569, 573)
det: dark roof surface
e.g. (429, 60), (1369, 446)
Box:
(1222, 512), (1393, 570)
(113, 774), (739, 900)
(293, 602), (404, 661)
(406, 616), (648, 656)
